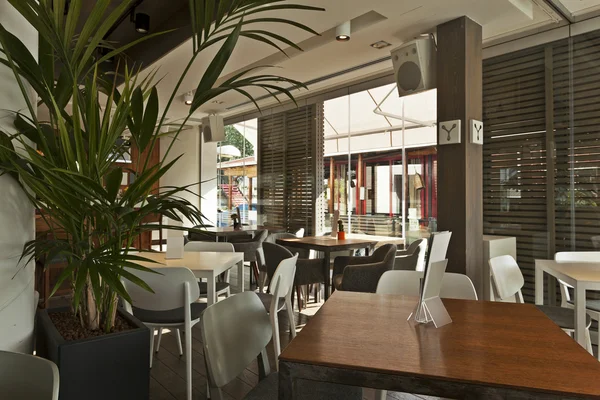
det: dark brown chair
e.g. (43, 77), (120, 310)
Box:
(261, 242), (326, 310)
(332, 244), (397, 293)
(232, 230), (268, 287)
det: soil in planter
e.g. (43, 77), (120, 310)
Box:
(49, 311), (136, 341)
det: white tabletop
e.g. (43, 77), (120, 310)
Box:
(136, 251), (243, 272)
(535, 259), (600, 284)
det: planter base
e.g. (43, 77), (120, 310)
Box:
(36, 307), (150, 400)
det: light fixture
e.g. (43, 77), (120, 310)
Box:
(335, 21), (351, 42)
(184, 92), (193, 105)
(131, 12), (150, 34)
(370, 40), (392, 50)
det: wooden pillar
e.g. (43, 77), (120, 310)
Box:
(356, 154), (363, 215)
(436, 16), (483, 280)
(248, 177), (253, 210)
(329, 157), (335, 213)
(228, 173), (233, 210)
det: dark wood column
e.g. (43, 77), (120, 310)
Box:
(436, 17), (483, 284)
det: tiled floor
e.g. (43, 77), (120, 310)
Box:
(149, 266), (443, 400)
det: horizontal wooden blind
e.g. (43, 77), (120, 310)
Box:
(257, 104), (324, 235)
(483, 45), (548, 303)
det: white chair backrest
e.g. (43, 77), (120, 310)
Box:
(376, 270), (477, 300)
(0, 350), (59, 400)
(295, 228), (305, 238)
(376, 270), (421, 296)
(428, 231), (452, 267)
(201, 292), (272, 388)
(555, 251), (600, 263)
(489, 255), (524, 303)
(122, 267), (200, 311)
(440, 273), (478, 300)
(415, 239), (428, 272)
(185, 241), (234, 252)
(269, 254), (298, 301)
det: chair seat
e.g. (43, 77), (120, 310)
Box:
(332, 274), (343, 290)
(567, 299), (600, 313)
(256, 292), (285, 311)
(198, 281), (230, 294)
(132, 303), (207, 324)
(243, 371), (361, 400)
(536, 305), (592, 329)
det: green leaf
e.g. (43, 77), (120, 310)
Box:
(139, 87), (159, 152)
(105, 167), (122, 203)
(191, 18), (243, 110)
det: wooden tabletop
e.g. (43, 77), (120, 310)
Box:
(537, 259), (600, 283)
(135, 251), (243, 272)
(280, 291), (600, 398)
(203, 225), (285, 235)
(276, 236), (378, 251)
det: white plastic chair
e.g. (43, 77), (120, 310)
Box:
(259, 253), (298, 370)
(122, 267), (202, 400)
(201, 291), (361, 400)
(376, 270), (478, 300)
(555, 251), (600, 361)
(489, 255), (593, 355)
(184, 241), (234, 299)
(0, 350), (59, 400)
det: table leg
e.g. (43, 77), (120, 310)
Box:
(278, 361), (295, 400)
(207, 273), (216, 306)
(324, 249), (331, 301)
(574, 283), (587, 348)
(238, 260), (245, 292)
(535, 265), (543, 305)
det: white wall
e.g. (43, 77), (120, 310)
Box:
(160, 128), (201, 228)
(0, 0), (37, 353)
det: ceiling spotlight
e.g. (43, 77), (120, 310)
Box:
(336, 21), (351, 42)
(370, 40), (392, 50)
(134, 13), (150, 34)
(184, 92), (193, 106)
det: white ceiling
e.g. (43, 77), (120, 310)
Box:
(144, 0), (570, 125)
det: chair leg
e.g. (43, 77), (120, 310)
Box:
(149, 328), (155, 368)
(270, 310), (281, 371)
(176, 329), (184, 356)
(155, 327), (163, 353)
(285, 297), (296, 338)
(185, 327), (192, 400)
(296, 286), (303, 311)
(251, 262), (260, 284)
(585, 328), (593, 356)
(257, 271), (267, 294)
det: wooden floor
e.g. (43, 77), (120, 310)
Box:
(149, 266), (444, 400)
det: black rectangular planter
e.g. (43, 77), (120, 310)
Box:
(36, 307), (150, 400)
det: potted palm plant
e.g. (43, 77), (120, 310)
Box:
(0, 0), (322, 399)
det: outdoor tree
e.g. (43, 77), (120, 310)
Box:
(223, 125), (254, 159)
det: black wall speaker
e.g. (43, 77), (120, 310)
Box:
(391, 36), (437, 97)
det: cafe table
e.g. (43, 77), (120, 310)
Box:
(279, 291), (600, 400)
(134, 251), (244, 306)
(275, 236), (378, 300)
(204, 225), (285, 241)
(535, 259), (600, 348)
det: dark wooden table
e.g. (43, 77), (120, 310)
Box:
(279, 291), (600, 400)
(275, 236), (377, 300)
(204, 225), (285, 240)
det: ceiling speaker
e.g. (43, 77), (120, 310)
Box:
(391, 36), (437, 97)
(202, 115), (225, 143)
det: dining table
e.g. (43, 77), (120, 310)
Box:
(535, 259), (600, 348)
(275, 236), (378, 300)
(134, 251), (244, 306)
(279, 291), (600, 400)
(203, 225), (286, 241)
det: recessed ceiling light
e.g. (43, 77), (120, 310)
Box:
(370, 40), (392, 50)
